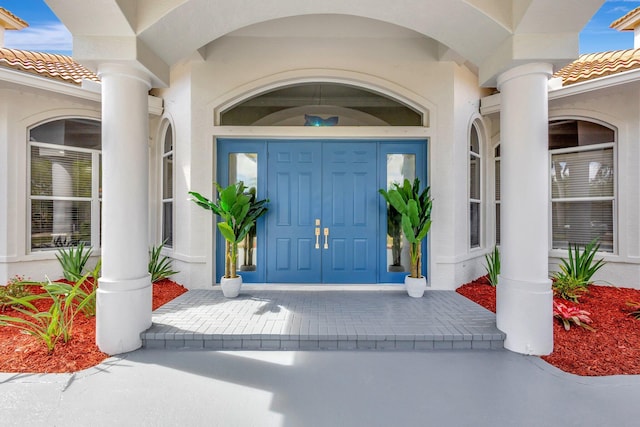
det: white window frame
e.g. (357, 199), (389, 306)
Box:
(161, 122), (174, 248)
(493, 142), (501, 247)
(469, 120), (483, 250)
(27, 121), (102, 252)
(548, 123), (617, 254)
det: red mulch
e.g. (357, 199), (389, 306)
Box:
(457, 277), (640, 376)
(0, 279), (186, 374)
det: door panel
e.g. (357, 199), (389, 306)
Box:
(322, 143), (377, 283)
(267, 142), (322, 282)
(219, 138), (427, 284)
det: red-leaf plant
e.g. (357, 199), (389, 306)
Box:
(553, 300), (595, 331)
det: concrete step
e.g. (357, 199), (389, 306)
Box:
(141, 287), (505, 351)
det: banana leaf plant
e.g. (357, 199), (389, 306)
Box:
(379, 178), (432, 278)
(189, 182), (269, 278)
(242, 187), (260, 269)
(385, 204), (404, 268)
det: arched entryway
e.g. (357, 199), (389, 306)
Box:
(215, 82), (429, 284)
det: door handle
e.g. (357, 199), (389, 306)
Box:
(315, 218), (321, 249)
(323, 227), (329, 249)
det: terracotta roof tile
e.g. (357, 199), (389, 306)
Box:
(554, 49), (640, 86)
(0, 7), (28, 29)
(610, 6), (640, 30)
(0, 47), (99, 85)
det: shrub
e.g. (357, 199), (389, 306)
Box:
(149, 241), (178, 283)
(484, 246), (500, 287)
(553, 301), (595, 331)
(552, 276), (589, 303)
(56, 242), (94, 281)
(0, 271), (98, 352)
(47, 262), (100, 317)
(552, 239), (606, 302)
(0, 276), (32, 311)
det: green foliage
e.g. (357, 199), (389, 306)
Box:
(149, 241), (179, 283)
(55, 242), (93, 281)
(484, 246), (500, 287)
(552, 275), (588, 303)
(0, 270), (97, 352)
(379, 178), (432, 278)
(0, 276), (32, 312)
(385, 203), (404, 267)
(552, 240), (606, 302)
(189, 182), (269, 278)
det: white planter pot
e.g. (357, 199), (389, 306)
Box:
(220, 276), (242, 298)
(405, 275), (427, 298)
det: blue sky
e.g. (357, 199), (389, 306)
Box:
(2, 0), (640, 55)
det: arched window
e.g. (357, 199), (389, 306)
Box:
(549, 119), (615, 252)
(29, 118), (101, 251)
(161, 123), (174, 247)
(494, 144), (501, 246)
(220, 83), (422, 126)
(469, 120), (482, 249)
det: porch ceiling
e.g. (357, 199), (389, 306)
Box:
(45, 0), (604, 87)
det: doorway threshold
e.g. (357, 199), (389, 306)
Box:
(242, 284), (404, 291)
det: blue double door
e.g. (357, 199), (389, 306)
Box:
(217, 139), (426, 284)
(267, 141), (377, 283)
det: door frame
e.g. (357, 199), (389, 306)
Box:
(216, 138), (428, 284)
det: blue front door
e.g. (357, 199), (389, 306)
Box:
(217, 138), (427, 284)
(267, 141), (378, 283)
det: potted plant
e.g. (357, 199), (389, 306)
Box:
(240, 187), (260, 271)
(189, 182), (268, 297)
(379, 178), (432, 297)
(385, 203), (405, 272)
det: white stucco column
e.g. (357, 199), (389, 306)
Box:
(496, 63), (553, 355)
(96, 63), (152, 355)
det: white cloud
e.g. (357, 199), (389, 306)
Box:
(3, 22), (72, 54)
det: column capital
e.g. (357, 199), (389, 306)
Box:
(97, 62), (152, 90)
(497, 63), (554, 90)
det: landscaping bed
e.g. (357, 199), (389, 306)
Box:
(457, 277), (640, 376)
(0, 279), (186, 374)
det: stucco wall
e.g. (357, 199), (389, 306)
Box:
(155, 28), (486, 289)
(547, 85), (640, 288)
(485, 83), (640, 289)
(0, 85), (101, 284)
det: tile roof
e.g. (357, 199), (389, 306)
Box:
(0, 7), (28, 29)
(554, 49), (640, 86)
(0, 47), (99, 85)
(610, 6), (640, 31)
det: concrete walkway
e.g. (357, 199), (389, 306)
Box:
(2, 349), (639, 427)
(142, 287), (505, 350)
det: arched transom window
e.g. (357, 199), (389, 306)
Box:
(220, 83), (423, 126)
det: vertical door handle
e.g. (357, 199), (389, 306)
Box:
(315, 226), (321, 249)
(323, 227), (329, 249)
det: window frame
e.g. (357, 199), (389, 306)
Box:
(469, 120), (483, 250)
(493, 143), (501, 247)
(548, 119), (617, 254)
(27, 118), (102, 252)
(161, 122), (174, 248)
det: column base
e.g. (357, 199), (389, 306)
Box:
(496, 275), (553, 355)
(97, 274), (152, 355)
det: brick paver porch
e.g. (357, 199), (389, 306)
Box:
(141, 286), (505, 351)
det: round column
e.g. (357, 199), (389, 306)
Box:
(96, 63), (152, 355)
(496, 63), (553, 355)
